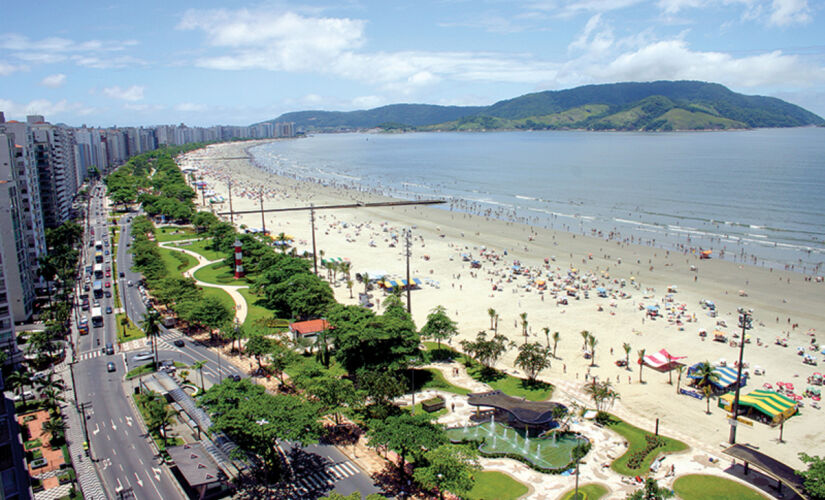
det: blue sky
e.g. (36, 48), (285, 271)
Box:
(1, 0), (823, 127)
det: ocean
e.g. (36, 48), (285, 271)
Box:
(248, 128), (825, 274)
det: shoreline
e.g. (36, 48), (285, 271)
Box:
(244, 134), (825, 277)
(182, 140), (825, 469)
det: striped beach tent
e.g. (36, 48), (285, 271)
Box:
(719, 390), (798, 423)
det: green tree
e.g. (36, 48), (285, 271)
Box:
(139, 391), (177, 446)
(413, 444), (480, 500)
(514, 342), (552, 383)
(420, 305), (458, 349)
(488, 308), (496, 331)
(674, 365), (686, 394)
(572, 442), (590, 500)
(7, 370), (33, 404)
(520, 312), (528, 343)
(42, 415), (66, 445)
(627, 477), (674, 500)
(797, 453), (825, 499)
(623, 342), (632, 369)
(460, 331), (513, 371)
(637, 348), (646, 383)
(368, 412), (447, 479)
(142, 309), (161, 366)
(552, 331), (561, 359)
(584, 380), (619, 412)
(692, 361), (720, 389)
(303, 375), (358, 425)
(192, 360), (208, 393)
(580, 330), (590, 350)
(193, 295), (234, 335)
(358, 369), (407, 409)
(587, 333), (598, 367)
(269, 343), (296, 383)
(245, 334), (274, 373)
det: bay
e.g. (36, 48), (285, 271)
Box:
(249, 128), (825, 274)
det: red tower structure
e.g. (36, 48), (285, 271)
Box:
(234, 239), (244, 279)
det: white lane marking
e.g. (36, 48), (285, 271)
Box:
(147, 469), (163, 498)
(111, 418), (117, 431)
(115, 478), (123, 493)
(93, 423), (100, 435)
(134, 472), (144, 487)
(152, 467), (161, 482)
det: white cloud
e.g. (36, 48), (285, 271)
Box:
(102, 85), (144, 101)
(0, 61), (27, 76)
(174, 103), (207, 112)
(768, 0), (811, 26)
(0, 34), (143, 69)
(124, 103), (164, 112)
(656, 0), (706, 14)
(0, 98), (94, 119)
(39, 73), (66, 88)
(351, 95), (386, 109)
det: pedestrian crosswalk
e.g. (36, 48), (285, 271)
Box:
(79, 350), (103, 361)
(293, 460), (361, 496)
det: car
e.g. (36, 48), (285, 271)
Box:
(106, 362), (116, 372)
(173, 339), (185, 348)
(127, 280), (133, 287)
(90, 228), (94, 235)
(84, 283), (90, 292)
(119, 272), (125, 278)
(104, 281), (110, 288)
(104, 291), (111, 298)
(12, 391), (35, 402)
(81, 302), (89, 311)
(105, 343), (114, 355)
(229, 374), (242, 382)
(105, 306), (112, 314)
(89, 241), (94, 248)
(133, 352), (154, 362)
(105, 271), (110, 278)
(104, 250), (109, 255)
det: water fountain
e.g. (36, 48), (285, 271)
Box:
(522, 435), (530, 454)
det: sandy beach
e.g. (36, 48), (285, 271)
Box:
(181, 139), (825, 470)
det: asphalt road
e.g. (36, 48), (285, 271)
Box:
(76, 189), (380, 499)
(73, 186), (183, 500)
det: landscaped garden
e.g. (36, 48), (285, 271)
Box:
(158, 247), (197, 275)
(172, 238), (225, 261)
(673, 474), (769, 500)
(116, 312), (145, 343)
(598, 413), (688, 476)
(194, 261), (254, 285)
(465, 471), (529, 500)
(154, 225), (199, 242)
(559, 483), (609, 500)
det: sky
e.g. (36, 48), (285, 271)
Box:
(1, 0), (824, 127)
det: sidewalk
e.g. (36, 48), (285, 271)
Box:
(55, 365), (108, 500)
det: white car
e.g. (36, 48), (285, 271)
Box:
(133, 352), (154, 362)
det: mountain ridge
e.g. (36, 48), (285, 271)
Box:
(259, 81), (824, 132)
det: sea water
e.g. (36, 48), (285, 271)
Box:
(249, 128), (825, 274)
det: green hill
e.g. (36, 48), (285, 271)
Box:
(259, 81), (824, 132)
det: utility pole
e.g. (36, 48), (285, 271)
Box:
(78, 401), (94, 460)
(729, 308), (752, 444)
(310, 205), (318, 276)
(227, 180), (234, 224)
(259, 189), (266, 235)
(405, 228), (412, 313)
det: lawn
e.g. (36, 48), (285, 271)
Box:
(673, 474), (769, 500)
(154, 225), (199, 242)
(237, 288), (283, 333)
(194, 262), (254, 286)
(603, 414), (689, 476)
(116, 312), (146, 343)
(465, 471), (528, 500)
(132, 394), (184, 452)
(465, 359), (553, 401)
(174, 239), (225, 261)
(126, 362), (156, 380)
(559, 484), (609, 500)
(401, 402), (448, 419)
(158, 247), (197, 275)
(406, 368), (472, 395)
(200, 286), (236, 315)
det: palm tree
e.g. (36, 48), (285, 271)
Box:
(587, 334), (598, 367)
(543, 327), (550, 348)
(346, 279), (354, 298)
(142, 309), (161, 366)
(7, 370), (33, 404)
(637, 348), (646, 383)
(41, 387), (65, 416)
(702, 384), (714, 414)
(192, 360), (207, 393)
(37, 255), (58, 310)
(623, 342), (632, 369)
(42, 415), (66, 445)
(580, 330), (590, 350)
(675, 365), (686, 394)
(361, 272), (370, 295)
(488, 308), (496, 330)
(520, 312), (528, 343)
(552, 331), (560, 359)
(274, 232), (290, 254)
(572, 442), (589, 500)
(494, 314), (500, 333)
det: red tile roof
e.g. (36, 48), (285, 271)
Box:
(289, 319), (331, 335)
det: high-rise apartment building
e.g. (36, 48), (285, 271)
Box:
(0, 371), (31, 500)
(28, 117), (78, 229)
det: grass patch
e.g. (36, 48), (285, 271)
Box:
(559, 484), (609, 500)
(405, 368), (471, 395)
(673, 474), (769, 500)
(237, 288), (284, 334)
(24, 438), (42, 450)
(115, 312), (146, 343)
(422, 341), (459, 362)
(173, 239), (225, 261)
(401, 402), (448, 419)
(602, 414), (689, 476)
(158, 247), (197, 275)
(465, 471), (528, 500)
(200, 287), (236, 315)
(465, 359), (553, 401)
(194, 262), (254, 286)
(132, 394), (184, 452)
(155, 225), (198, 242)
(126, 362), (156, 380)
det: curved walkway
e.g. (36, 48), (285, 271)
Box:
(159, 240), (249, 324)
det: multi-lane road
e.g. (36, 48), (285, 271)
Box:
(70, 183), (382, 499)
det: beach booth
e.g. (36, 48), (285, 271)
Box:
(642, 349), (686, 371)
(718, 390), (798, 425)
(688, 363), (747, 392)
(597, 287), (608, 298)
(646, 305), (660, 318)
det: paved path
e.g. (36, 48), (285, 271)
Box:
(392, 359), (772, 500)
(159, 240), (249, 324)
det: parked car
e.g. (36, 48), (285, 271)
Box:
(119, 272), (124, 278)
(104, 291), (111, 298)
(106, 362), (116, 372)
(104, 281), (110, 288)
(105, 306), (112, 314)
(229, 374), (242, 382)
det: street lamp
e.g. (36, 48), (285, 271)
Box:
(728, 308), (753, 444)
